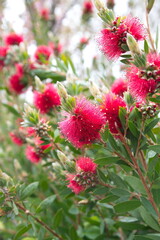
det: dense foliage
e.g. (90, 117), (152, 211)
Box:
(1, 0), (160, 239)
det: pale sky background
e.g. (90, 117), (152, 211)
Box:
(2, 0), (160, 102)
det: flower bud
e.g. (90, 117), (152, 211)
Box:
(94, 0), (105, 11)
(89, 81), (101, 98)
(23, 104), (39, 126)
(24, 103), (33, 114)
(57, 150), (68, 163)
(127, 33), (141, 55)
(35, 76), (45, 92)
(0, 170), (12, 182)
(57, 82), (68, 99)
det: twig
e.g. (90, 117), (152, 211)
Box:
(114, 151), (134, 168)
(15, 202), (64, 240)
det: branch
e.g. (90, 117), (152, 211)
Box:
(15, 202), (64, 240)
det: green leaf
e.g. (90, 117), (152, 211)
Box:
(99, 195), (119, 203)
(31, 69), (66, 82)
(114, 200), (141, 213)
(134, 236), (152, 240)
(128, 120), (139, 137)
(22, 238), (36, 240)
(53, 208), (63, 228)
(36, 195), (56, 213)
(28, 216), (37, 236)
(144, 40), (149, 54)
(21, 182), (39, 200)
(146, 234), (160, 240)
(69, 226), (79, 240)
(109, 172), (127, 189)
(125, 176), (146, 194)
(148, 145), (160, 154)
(111, 188), (130, 197)
(140, 197), (157, 219)
(84, 226), (100, 239)
(119, 107), (127, 128)
(132, 53), (146, 68)
(43, 146), (52, 154)
(13, 225), (32, 240)
(139, 206), (160, 231)
(97, 169), (108, 183)
(12, 202), (19, 215)
(2, 104), (21, 117)
(144, 118), (159, 134)
(69, 205), (79, 215)
(95, 157), (120, 165)
(108, 133), (119, 151)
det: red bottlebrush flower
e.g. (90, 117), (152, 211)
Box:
(4, 33), (23, 46)
(101, 93), (126, 135)
(67, 174), (85, 194)
(83, 1), (93, 14)
(33, 83), (61, 114)
(10, 132), (26, 146)
(59, 97), (106, 148)
(34, 45), (52, 64)
(127, 53), (160, 103)
(25, 143), (51, 163)
(26, 127), (36, 136)
(97, 16), (146, 60)
(67, 156), (98, 194)
(76, 157), (97, 173)
(9, 73), (26, 94)
(25, 146), (41, 163)
(39, 8), (50, 20)
(111, 78), (127, 96)
(0, 46), (8, 68)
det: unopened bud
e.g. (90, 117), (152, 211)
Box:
(57, 150), (68, 163)
(78, 199), (89, 205)
(35, 76), (45, 92)
(57, 82), (68, 99)
(127, 33), (141, 55)
(24, 103), (33, 114)
(147, 0), (155, 13)
(0, 170), (12, 182)
(89, 81), (101, 98)
(66, 73), (78, 83)
(94, 0), (105, 11)
(23, 104), (39, 126)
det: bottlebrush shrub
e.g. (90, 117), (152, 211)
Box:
(1, 1), (160, 240)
